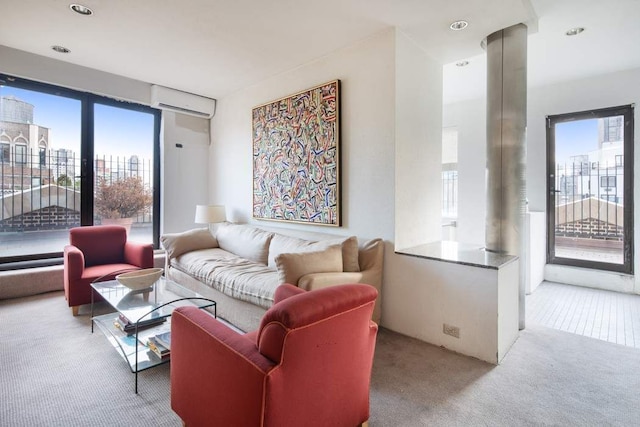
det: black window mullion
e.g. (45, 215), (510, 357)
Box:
(80, 95), (94, 226)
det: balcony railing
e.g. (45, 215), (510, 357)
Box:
(554, 160), (624, 242)
(0, 149), (153, 233)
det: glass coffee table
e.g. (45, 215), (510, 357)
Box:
(90, 276), (216, 393)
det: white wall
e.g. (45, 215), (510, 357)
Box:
(0, 45), (210, 238)
(161, 111), (211, 233)
(211, 29), (397, 240)
(395, 31), (443, 250)
(442, 97), (486, 245)
(445, 67), (640, 294)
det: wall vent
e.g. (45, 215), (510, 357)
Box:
(150, 85), (216, 118)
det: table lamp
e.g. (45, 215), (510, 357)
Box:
(195, 205), (227, 232)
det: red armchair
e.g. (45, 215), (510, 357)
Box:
(63, 225), (154, 315)
(171, 283), (379, 427)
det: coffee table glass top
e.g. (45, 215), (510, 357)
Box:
(92, 276), (214, 324)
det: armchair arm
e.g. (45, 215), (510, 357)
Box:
(274, 283), (306, 304)
(63, 245), (85, 280)
(123, 241), (153, 268)
(171, 307), (276, 426)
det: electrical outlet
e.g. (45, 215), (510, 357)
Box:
(443, 323), (460, 338)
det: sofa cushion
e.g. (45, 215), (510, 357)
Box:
(161, 228), (218, 259)
(173, 248), (279, 309)
(307, 236), (360, 272)
(275, 245), (343, 285)
(267, 234), (313, 268)
(216, 224), (273, 265)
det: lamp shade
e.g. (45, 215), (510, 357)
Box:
(195, 205), (226, 224)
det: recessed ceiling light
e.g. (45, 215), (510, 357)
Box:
(565, 27), (584, 36)
(449, 20), (469, 31)
(52, 45), (71, 54)
(70, 3), (93, 16)
(456, 61), (470, 67)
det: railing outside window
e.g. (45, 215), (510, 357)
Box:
(1, 148), (153, 231)
(554, 158), (624, 243)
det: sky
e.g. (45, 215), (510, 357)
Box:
(0, 86), (154, 159)
(554, 118), (599, 164)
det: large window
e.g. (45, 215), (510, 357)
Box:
(547, 105), (634, 274)
(441, 126), (458, 218)
(0, 74), (160, 266)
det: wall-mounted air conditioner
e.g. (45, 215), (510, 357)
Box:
(150, 85), (216, 119)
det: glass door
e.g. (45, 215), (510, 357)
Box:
(0, 74), (160, 266)
(546, 105), (634, 274)
(93, 103), (156, 244)
(0, 85), (82, 259)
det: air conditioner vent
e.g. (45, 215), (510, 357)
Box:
(156, 102), (211, 118)
(151, 85), (216, 118)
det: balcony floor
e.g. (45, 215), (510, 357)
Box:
(527, 281), (640, 349)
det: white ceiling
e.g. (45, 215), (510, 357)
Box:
(0, 0), (534, 99)
(444, 0), (640, 104)
(0, 0), (638, 103)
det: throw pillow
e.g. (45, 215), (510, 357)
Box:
(308, 236), (360, 272)
(161, 228), (218, 259)
(267, 234), (314, 268)
(275, 245), (343, 285)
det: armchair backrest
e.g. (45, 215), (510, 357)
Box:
(69, 225), (127, 267)
(256, 283), (378, 426)
(257, 283), (377, 363)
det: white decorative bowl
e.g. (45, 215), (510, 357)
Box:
(116, 268), (163, 290)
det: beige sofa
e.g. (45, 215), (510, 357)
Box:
(161, 223), (383, 332)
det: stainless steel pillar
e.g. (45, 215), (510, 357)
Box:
(485, 24), (527, 329)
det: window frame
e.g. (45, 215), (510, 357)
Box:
(0, 74), (161, 267)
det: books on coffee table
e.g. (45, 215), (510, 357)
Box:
(154, 331), (171, 349)
(147, 336), (170, 359)
(113, 313), (166, 335)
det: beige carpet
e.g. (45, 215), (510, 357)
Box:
(2, 291), (640, 426)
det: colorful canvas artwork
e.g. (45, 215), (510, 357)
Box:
(252, 80), (340, 226)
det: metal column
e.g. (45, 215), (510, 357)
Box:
(485, 24), (527, 329)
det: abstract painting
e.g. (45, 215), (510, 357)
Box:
(252, 80), (340, 226)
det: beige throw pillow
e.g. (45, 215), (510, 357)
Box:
(267, 234), (313, 268)
(307, 236), (360, 272)
(275, 245), (343, 285)
(161, 228), (218, 259)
